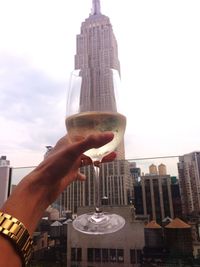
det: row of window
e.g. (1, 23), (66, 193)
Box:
(71, 248), (142, 264)
(88, 248), (124, 263)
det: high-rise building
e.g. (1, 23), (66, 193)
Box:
(142, 174), (174, 222)
(61, 160), (132, 214)
(59, 0), (132, 215)
(0, 156), (10, 167)
(0, 156), (10, 207)
(178, 151), (200, 215)
(74, 0), (125, 159)
(171, 178), (182, 219)
(130, 162), (141, 182)
(75, 0), (120, 112)
(133, 165), (175, 222)
(133, 163), (178, 223)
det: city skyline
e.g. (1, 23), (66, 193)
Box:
(0, 0), (200, 167)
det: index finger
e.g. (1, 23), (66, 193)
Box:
(66, 132), (114, 161)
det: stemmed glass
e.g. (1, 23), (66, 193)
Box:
(65, 68), (126, 234)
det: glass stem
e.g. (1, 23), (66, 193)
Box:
(93, 164), (102, 213)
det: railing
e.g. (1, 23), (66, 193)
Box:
(10, 155), (180, 186)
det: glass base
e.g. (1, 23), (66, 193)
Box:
(72, 212), (125, 235)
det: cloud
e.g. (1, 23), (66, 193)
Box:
(0, 54), (67, 155)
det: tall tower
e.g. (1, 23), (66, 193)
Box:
(75, 0), (125, 159)
(0, 156), (10, 207)
(59, 1), (132, 215)
(91, 0), (101, 15)
(178, 151), (200, 215)
(75, 0), (120, 112)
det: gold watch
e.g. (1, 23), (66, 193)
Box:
(0, 211), (33, 266)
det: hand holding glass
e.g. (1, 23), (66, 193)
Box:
(65, 69), (126, 234)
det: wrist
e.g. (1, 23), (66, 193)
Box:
(0, 211), (33, 266)
(0, 235), (22, 267)
(1, 170), (49, 235)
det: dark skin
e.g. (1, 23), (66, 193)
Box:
(0, 133), (116, 267)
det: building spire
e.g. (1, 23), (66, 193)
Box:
(91, 0), (101, 15)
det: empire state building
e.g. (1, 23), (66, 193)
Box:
(59, 0), (132, 214)
(75, 0), (125, 159)
(75, 0), (120, 112)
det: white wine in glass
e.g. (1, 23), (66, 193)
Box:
(66, 111), (126, 161)
(66, 69), (126, 234)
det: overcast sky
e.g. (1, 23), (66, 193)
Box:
(0, 0), (200, 168)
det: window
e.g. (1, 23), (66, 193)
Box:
(102, 248), (109, 262)
(87, 248), (124, 263)
(117, 249), (124, 263)
(88, 248), (94, 262)
(130, 249), (142, 264)
(71, 248), (82, 262)
(77, 248), (82, 262)
(110, 249), (117, 262)
(94, 248), (101, 262)
(71, 248), (76, 261)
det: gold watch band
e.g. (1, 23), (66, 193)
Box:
(0, 211), (33, 266)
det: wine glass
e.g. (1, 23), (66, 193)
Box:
(65, 68), (126, 234)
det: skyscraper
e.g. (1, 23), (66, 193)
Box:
(75, 0), (125, 159)
(75, 0), (120, 112)
(178, 151), (200, 215)
(140, 174), (174, 222)
(0, 156), (10, 167)
(0, 156), (10, 207)
(59, 0), (132, 215)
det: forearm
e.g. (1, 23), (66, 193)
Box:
(1, 170), (50, 235)
(0, 170), (50, 267)
(0, 235), (22, 267)
(0, 133), (115, 267)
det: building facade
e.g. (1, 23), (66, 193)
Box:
(132, 164), (182, 222)
(67, 206), (146, 267)
(0, 156), (10, 207)
(134, 173), (174, 222)
(178, 151), (200, 215)
(171, 181), (182, 219)
(59, 160), (133, 215)
(142, 174), (174, 222)
(0, 155), (10, 167)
